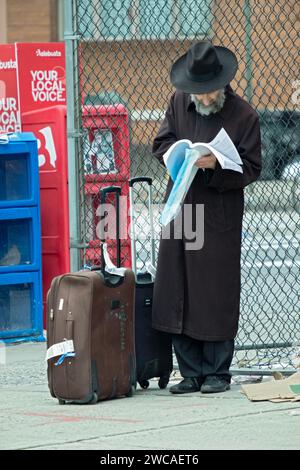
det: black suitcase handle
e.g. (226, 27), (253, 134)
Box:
(129, 176), (152, 187)
(100, 186), (122, 202)
(99, 186), (122, 269)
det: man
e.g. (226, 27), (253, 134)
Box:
(152, 41), (262, 394)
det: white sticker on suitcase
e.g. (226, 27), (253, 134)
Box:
(45, 340), (75, 362)
(58, 299), (64, 310)
(145, 261), (156, 280)
(103, 243), (126, 277)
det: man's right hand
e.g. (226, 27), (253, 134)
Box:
(194, 153), (217, 170)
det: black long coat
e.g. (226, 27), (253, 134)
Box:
(152, 85), (262, 341)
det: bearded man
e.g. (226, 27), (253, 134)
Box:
(152, 41), (262, 394)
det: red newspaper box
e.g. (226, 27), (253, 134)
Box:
(82, 105), (131, 268)
(22, 105), (70, 326)
(15, 42), (66, 114)
(0, 44), (21, 133)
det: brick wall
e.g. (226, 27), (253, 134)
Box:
(0, 0), (7, 43)
(212, 0), (299, 109)
(7, 0), (57, 43)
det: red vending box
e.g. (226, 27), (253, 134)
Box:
(82, 105), (132, 268)
(15, 42), (66, 114)
(22, 106), (70, 326)
(0, 44), (21, 133)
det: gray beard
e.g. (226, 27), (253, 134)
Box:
(190, 89), (226, 116)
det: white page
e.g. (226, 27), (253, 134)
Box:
(208, 127), (242, 165)
(205, 145), (243, 173)
(186, 141), (243, 174)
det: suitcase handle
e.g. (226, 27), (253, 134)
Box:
(100, 186), (122, 203)
(129, 176), (152, 187)
(99, 186), (122, 269)
(129, 177), (155, 275)
(66, 312), (74, 341)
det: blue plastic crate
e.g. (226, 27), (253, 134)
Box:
(0, 271), (44, 342)
(0, 207), (42, 273)
(0, 132), (39, 208)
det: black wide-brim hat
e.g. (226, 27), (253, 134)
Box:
(170, 41), (238, 94)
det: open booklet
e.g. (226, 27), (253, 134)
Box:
(161, 128), (243, 226)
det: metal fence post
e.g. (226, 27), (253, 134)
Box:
(64, 0), (81, 272)
(243, 0), (253, 104)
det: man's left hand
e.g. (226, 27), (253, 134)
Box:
(194, 153), (217, 170)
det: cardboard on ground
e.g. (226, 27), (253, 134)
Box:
(241, 371), (300, 402)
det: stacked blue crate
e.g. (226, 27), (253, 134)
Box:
(0, 133), (44, 343)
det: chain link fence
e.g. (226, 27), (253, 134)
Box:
(67, 0), (300, 374)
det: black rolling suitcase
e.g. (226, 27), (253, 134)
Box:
(129, 176), (173, 389)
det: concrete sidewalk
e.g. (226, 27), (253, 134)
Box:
(0, 342), (299, 450)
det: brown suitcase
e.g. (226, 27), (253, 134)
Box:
(46, 187), (136, 404)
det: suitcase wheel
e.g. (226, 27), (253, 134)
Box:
(158, 376), (170, 389)
(58, 399), (66, 405)
(126, 385), (135, 397)
(139, 380), (150, 390)
(90, 393), (98, 404)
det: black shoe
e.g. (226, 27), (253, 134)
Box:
(201, 376), (230, 394)
(169, 377), (202, 394)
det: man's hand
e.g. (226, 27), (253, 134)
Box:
(194, 153), (217, 170)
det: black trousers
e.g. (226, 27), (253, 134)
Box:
(173, 334), (234, 382)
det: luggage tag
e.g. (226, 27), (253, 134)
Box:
(145, 261), (156, 281)
(103, 242), (126, 277)
(45, 339), (75, 363)
(54, 351), (76, 366)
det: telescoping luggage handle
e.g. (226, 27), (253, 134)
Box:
(129, 176), (156, 275)
(99, 186), (122, 271)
